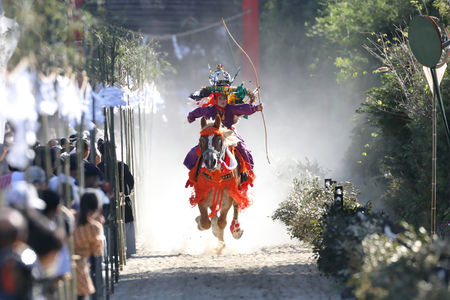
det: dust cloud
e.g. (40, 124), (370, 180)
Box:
(129, 22), (359, 254)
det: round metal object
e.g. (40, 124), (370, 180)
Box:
(409, 15), (442, 68)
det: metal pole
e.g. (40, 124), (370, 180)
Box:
(431, 67), (438, 236)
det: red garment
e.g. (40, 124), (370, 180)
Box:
(187, 147), (253, 218)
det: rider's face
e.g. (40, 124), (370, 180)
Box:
(216, 94), (227, 108)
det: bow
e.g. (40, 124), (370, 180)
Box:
(221, 18), (270, 164)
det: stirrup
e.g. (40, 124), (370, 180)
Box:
(230, 219), (243, 239)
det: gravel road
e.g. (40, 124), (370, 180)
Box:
(111, 244), (340, 300)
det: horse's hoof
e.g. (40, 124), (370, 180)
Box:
(211, 217), (220, 238)
(216, 241), (226, 254)
(230, 219), (244, 239)
(195, 216), (206, 231)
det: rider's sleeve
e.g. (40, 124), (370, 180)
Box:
(188, 107), (211, 123)
(228, 103), (258, 116)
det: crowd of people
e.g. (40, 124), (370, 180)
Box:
(0, 130), (135, 300)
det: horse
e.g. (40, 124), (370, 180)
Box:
(187, 116), (252, 244)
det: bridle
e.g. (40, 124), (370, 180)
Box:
(200, 126), (225, 171)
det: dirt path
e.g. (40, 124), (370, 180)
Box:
(111, 244), (340, 300)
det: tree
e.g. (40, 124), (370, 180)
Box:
(347, 26), (450, 228)
(309, 0), (421, 82)
(4, 0), (93, 73)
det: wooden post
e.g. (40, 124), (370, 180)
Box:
(242, 0), (259, 87)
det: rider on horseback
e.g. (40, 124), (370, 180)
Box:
(184, 65), (262, 185)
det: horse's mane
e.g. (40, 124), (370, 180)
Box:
(222, 127), (239, 148)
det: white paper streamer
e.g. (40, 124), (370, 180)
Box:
(4, 67), (38, 169)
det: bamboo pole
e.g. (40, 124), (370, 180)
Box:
(108, 107), (121, 282)
(76, 114), (85, 194)
(40, 114), (53, 181)
(119, 107), (126, 267)
(89, 96), (97, 165)
(102, 107), (112, 298)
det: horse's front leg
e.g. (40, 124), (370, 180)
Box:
(230, 202), (243, 239)
(233, 202), (239, 220)
(196, 203), (211, 231)
(211, 195), (233, 242)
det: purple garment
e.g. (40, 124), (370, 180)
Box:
(187, 104), (258, 129)
(184, 145), (199, 170)
(185, 104), (258, 170)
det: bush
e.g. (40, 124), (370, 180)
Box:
(272, 173), (331, 244)
(273, 167), (359, 245)
(312, 200), (386, 281)
(352, 224), (450, 299)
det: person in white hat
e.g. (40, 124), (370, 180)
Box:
(5, 181), (46, 211)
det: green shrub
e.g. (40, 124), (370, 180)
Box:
(312, 200), (385, 281)
(352, 224), (450, 299)
(273, 173), (331, 244)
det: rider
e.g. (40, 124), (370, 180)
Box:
(184, 65), (262, 183)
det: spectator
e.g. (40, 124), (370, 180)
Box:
(47, 139), (59, 148)
(9, 164), (26, 184)
(0, 208), (36, 300)
(26, 165), (46, 191)
(60, 138), (71, 154)
(5, 181), (46, 212)
(40, 189), (74, 282)
(0, 164), (19, 190)
(23, 209), (64, 276)
(71, 139), (90, 161)
(68, 134), (80, 154)
(73, 191), (104, 300)
(98, 142), (135, 257)
(48, 154), (80, 210)
(33, 146), (61, 175)
(40, 189), (75, 237)
(68, 134), (77, 146)
(32, 141), (40, 151)
(0, 132), (13, 176)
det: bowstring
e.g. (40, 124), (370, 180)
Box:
(221, 18), (271, 165)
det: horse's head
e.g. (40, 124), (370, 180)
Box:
(199, 116), (225, 171)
